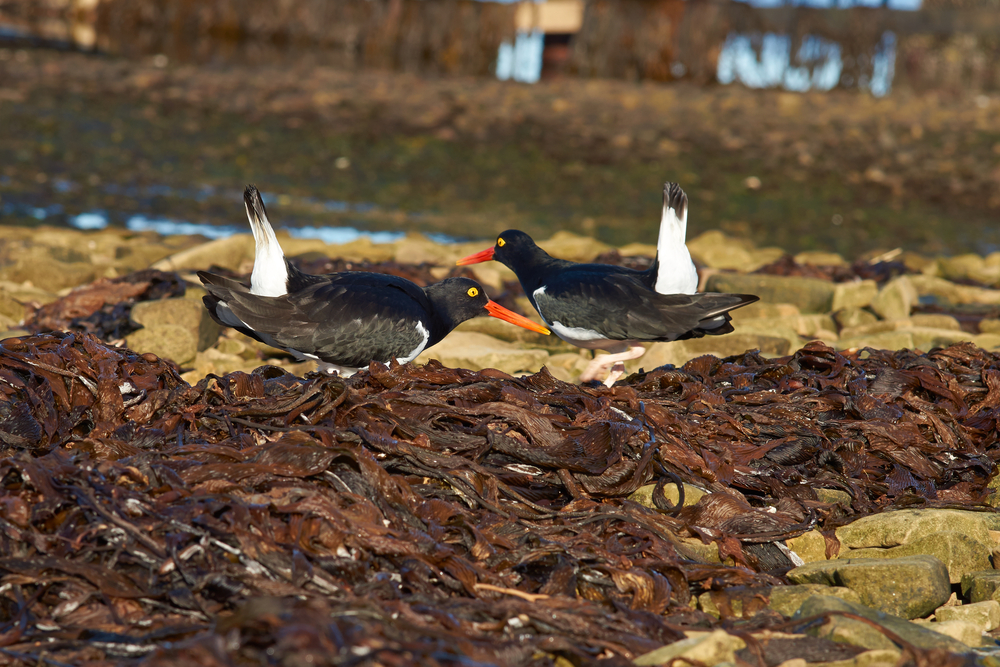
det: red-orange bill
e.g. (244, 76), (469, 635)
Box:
(484, 300), (550, 335)
(456, 247), (495, 266)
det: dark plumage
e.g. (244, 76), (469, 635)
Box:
(200, 185), (549, 376)
(457, 183), (758, 385)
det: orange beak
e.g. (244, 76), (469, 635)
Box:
(456, 247), (495, 266)
(484, 300), (550, 335)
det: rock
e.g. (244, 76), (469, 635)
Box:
(972, 333), (1000, 350)
(836, 510), (992, 551)
(677, 538), (723, 565)
(908, 314), (961, 330)
(633, 629), (745, 666)
(537, 230), (611, 262)
(912, 619), (984, 647)
(836, 331), (914, 352)
(454, 315), (568, 352)
(786, 530), (830, 563)
(731, 302), (801, 322)
(909, 275), (1000, 307)
(907, 327), (973, 351)
(151, 234), (256, 273)
(840, 532), (990, 584)
(687, 230), (784, 272)
(795, 595), (971, 653)
(833, 308), (879, 330)
(617, 242), (657, 257)
(960, 571), (1000, 603)
(869, 276), (917, 320)
(0, 329), (31, 341)
(641, 333), (791, 371)
(768, 585), (860, 617)
(805, 649), (902, 667)
(838, 320), (899, 338)
(462, 262), (515, 293)
(628, 482), (707, 509)
(705, 273), (835, 314)
(736, 314), (836, 340)
(935, 600), (1000, 631)
(980, 318), (1000, 334)
(731, 321), (804, 352)
(816, 489), (853, 506)
(831, 281), (878, 311)
(126, 324), (199, 365)
(786, 556), (951, 619)
(0, 291), (26, 325)
(795, 251), (849, 267)
(131, 297), (221, 353)
(414, 331), (549, 374)
(937, 253), (1000, 287)
(0, 280), (59, 307)
(542, 352), (592, 383)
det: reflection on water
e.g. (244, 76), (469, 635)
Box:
(496, 29), (544, 83)
(718, 31), (897, 95)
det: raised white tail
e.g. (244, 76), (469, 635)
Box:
(244, 185), (289, 297)
(654, 182), (698, 296)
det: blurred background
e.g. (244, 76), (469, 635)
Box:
(0, 0), (998, 258)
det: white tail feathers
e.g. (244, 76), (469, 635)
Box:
(654, 182), (698, 295)
(245, 185), (289, 297)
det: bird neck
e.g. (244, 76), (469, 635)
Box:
(503, 244), (564, 292)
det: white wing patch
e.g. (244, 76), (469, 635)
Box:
(398, 321), (430, 363)
(247, 199), (289, 297)
(654, 198), (698, 296)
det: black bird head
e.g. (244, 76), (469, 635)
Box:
(456, 229), (546, 273)
(423, 277), (549, 336)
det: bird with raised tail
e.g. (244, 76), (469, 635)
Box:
(457, 182), (758, 386)
(199, 185), (550, 377)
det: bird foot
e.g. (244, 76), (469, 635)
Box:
(579, 346), (646, 386)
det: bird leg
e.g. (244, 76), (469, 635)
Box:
(579, 346), (646, 386)
(316, 362), (356, 378)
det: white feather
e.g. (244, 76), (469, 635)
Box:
(654, 195), (698, 296)
(246, 197), (289, 297)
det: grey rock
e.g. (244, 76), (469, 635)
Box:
(835, 510), (992, 550)
(832, 280), (878, 311)
(840, 531), (991, 584)
(833, 308), (879, 330)
(935, 600), (1000, 632)
(795, 595), (972, 653)
(125, 324), (199, 365)
(870, 276), (917, 321)
(786, 555), (951, 619)
(705, 273), (835, 314)
(131, 297), (221, 353)
(961, 571), (1000, 604)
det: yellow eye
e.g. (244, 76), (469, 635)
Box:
(467, 287), (479, 297)
(497, 238), (505, 247)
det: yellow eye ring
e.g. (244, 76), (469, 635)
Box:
(467, 287), (479, 297)
(497, 238), (506, 247)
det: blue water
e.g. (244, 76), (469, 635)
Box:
(1, 176), (460, 244)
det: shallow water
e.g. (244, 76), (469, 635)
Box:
(1, 84), (998, 260)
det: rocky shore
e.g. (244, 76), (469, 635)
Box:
(3, 225), (1000, 665)
(4, 223), (1000, 385)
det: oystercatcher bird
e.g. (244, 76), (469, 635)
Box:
(457, 182), (758, 385)
(199, 185), (549, 377)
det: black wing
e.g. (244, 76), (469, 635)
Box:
(201, 271), (435, 368)
(534, 269), (756, 342)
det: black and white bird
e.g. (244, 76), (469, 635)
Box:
(199, 185), (550, 377)
(457, 182), (757, 386)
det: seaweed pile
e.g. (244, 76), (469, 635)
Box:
(0, 331), (998, 665)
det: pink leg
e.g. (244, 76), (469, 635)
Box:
(579, 346), (646, 386)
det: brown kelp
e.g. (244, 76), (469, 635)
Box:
(0, 331), (998, 664)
